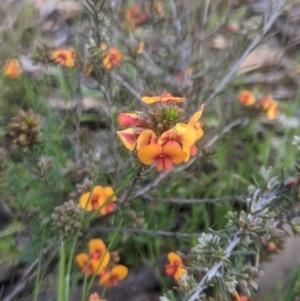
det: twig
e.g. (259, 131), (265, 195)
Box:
(144, 195), (246, 204)
(89, 226), (203, 239)
(111, 72), (142, 100)
(204, 0), (287, 106)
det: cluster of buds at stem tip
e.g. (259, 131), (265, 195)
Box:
(9, 109), (41, 146)
(51, 200), (82, 235)
(117, 93), (204, 172)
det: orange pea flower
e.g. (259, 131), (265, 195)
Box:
(99, 265), (128, 287)
(188, 104), (205, 142)
(158, 123), (196, 162)
(89, 239), (110, 264)
(103, 47), (123, 69)
(258, 95), (279, 120)
(141, 93), (186, 105)
(80, 186), (117, 215)
(137, 140), (187, 172)
(164, 252), (187, 282)
(76, 253), (108, 276)
(88, 292), (106, 301)
(116, 128), (140, 151)
(51, 49), (76, 67)
(238, 90), (256, 106)
(3, 59), (22, 79)
(126, 4), (147, 29)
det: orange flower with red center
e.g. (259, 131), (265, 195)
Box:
(3, 59), (22, 79)
(51, 49), (76, 67)
(103, 47), (123, 69)
(142, 93), (186, 105)
(89, 239), (110, 262)
(258, 95), (279, 120)
(126, 4), (147, 29)
(76, 239), (110, 276)
(165, 252), (187, 283)
(158, 123), (197, 162)
(137, 140), (187, 172)
(99, 265), (128, 287)
(238, 90), (256, 106)
(76, 253), (109, 276)
(80, 186), (117, 215)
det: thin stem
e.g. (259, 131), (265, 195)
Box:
(144, 194), (246, 204)
(89, 226), (203, 239)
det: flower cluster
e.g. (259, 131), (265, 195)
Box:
(79, 185), (117, 215)
(76, 239), (128, 287)
(117, 93), (204, 172)
(238, 90), (279, 120)
(164, 252), (187, 285)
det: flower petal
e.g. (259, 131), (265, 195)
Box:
(165, 263), (177, 276)
(90, 252), (110, 275)
(188, 104), (204, 127)
(80, 192), (93, 211)
(136, 129), (157, 151)
(167, 252), (183, 265)
(137, 144), (162, 165)
(76, 253), (89, 269)
(89, 239), (106, 259)
(118, 113), (141, 127)
(174, 267), (187, 281)
(117, 128), (139, 151)
(104, 186), (117, 202)
(113, 264), (129, 280)
(141, 93), (186, 104)
(162, 144), (187, 164)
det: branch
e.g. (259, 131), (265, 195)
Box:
(204, 0), (287, 106)
(89, 226), (202, 239)
(144, 194), (246, 204)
